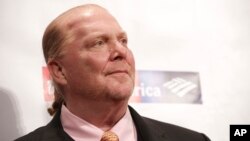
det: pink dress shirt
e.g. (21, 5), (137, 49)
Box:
(61, 105), (137, 141)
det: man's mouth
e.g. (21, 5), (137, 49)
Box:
(106, 70), (129, 76)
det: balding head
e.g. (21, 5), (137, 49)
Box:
(42, 4), (118, 63)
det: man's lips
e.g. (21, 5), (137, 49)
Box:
(106, 70), (129, 76)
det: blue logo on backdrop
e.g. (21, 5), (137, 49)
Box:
(130, 70), (202, 104)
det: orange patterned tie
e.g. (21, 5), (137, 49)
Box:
(100, 131), (119, 141)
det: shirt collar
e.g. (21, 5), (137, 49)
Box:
(60, 105), (137, 141)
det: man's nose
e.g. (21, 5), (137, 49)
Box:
(109, 40), (127, 61)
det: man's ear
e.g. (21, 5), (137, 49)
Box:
(47, 59), (67, 85)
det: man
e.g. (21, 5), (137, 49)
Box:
(16, 4), (210, 141)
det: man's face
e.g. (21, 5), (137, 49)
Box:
(58, 9), (135, 102)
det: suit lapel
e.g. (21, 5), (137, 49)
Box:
(129, 106), (166, 141)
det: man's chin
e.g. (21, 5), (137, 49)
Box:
(106, 89), (133, 102)
(105, 81), (134, 101)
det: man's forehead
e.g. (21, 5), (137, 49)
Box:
(50, 4), (125, 41)
(55, 4), (111, 28)
(54, 5), (122, 37)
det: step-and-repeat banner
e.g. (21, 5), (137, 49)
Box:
(1, 1), (250, 141)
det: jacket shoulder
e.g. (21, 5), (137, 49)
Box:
(14, 126), (48, 141)
(143, 117), (210, 141)
(15, 110), (73, 141)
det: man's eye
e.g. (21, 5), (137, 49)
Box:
(120, 38), (128, 45)
(95, 40), (105, 46)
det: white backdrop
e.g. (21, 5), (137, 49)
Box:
(1, 0), (250, 141)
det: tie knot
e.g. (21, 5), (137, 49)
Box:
(100, 131), (119, 141)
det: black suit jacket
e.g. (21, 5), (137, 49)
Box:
(15, 106), (210, 141)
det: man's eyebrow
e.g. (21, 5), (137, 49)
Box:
(118, 32), (128, 38)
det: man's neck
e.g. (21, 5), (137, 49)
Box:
(65, 99), (128, 131)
